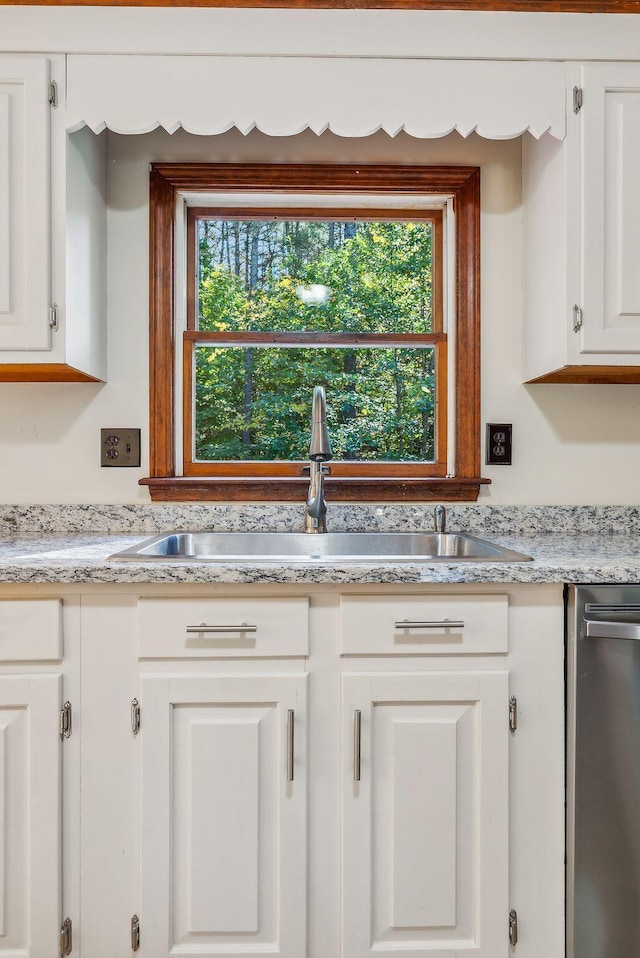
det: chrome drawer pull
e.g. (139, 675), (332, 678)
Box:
(287, 709), (295, 783)
(353, 709), (362, 783)
(394, 619), (465, 630)
(186, 624), (257, 634)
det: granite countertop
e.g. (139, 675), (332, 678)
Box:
(0, 504), (638, 585)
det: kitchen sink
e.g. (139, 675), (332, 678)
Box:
(110, 531), (532, 563)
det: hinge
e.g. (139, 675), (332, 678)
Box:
(48, 80), (58, 109)
(59, 917), (72, 956)
(573, 86), (583, 114)
(572, 304), (583, 333)
(131, 698), (140, 735)
(509, 909), (518, 947)
(49, 304), (59, 332)
(131, 914), (140, 952)
(509, 696), (518, 733)
(60, 701), (72, 740)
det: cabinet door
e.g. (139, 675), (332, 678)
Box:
(0, 57), (51, 350)
(0, 674), (61, 957)
(140, 673), (307, 958)
(343, 671), (509, 958)
(581, 63), (640, 354)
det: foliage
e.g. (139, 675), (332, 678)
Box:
(194, 219), (437, 462)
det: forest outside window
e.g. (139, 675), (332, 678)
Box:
(143, 164), (485, 501)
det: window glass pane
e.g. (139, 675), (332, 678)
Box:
(194, 345), (436, 462)
(197, 220), (435, 334)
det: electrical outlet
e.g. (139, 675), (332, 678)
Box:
(100, 429), (141, 467)
(486, 423), (512, 466)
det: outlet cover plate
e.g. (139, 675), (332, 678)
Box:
(486, 423), (512, 466)
(101, 429), (141, 467)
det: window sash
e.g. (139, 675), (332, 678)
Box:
(184, 206), (446, 477)
(186, 207), (444, 335)
(182, 336), (448, 476)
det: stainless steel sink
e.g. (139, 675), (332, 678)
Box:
(110, 531), (532, 563)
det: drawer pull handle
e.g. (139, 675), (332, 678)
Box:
(287, 709), (295, 783)
(186, 624), (257, 634)
(394, 619), (465, 630)
(353, 709), (362, 783)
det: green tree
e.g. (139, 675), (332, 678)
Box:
(194, 219), (436, 462)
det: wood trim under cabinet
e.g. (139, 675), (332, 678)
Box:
(0, 364), (103, 383)
(140, 477), (490, 502)
(4, 0), (640, 10)
(526, 365), (640, 384)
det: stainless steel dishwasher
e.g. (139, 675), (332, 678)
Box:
(567, 585), (640, 957)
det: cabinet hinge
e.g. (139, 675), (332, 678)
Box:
(48, 80), (58, 109)
(60, 701), (72, 740)
(509, 696), (518, 733)
(49, 304), (59, 332)
(131, 698), (140, 735)
(131, 914), (140, 952)
(573, 86), (583, 114)
(572, 304), (583, 333)
(509, 909), (518, 947)
(59, 916), (72, 956)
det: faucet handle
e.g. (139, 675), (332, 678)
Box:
(434, 505), (446, 534)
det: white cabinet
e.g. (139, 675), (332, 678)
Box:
(66, 585), (565, 958)
(0, 57), (53, 352)
(339, 593), (510, 958)
(580, 63), (640, 355)
(342, 671), (509, 958)
(0, 597), (71, 958)
(140, 673), (308, 958)
(524, 62), (640, 383)
(0, 675), (62, 957)
(0, 55), (106, 383)
(135, 596), (309, 957)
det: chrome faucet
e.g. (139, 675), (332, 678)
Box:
(434, 504), (446, 533)
(304, 386), (332, 534)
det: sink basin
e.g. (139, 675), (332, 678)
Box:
(110, 531), (532, 563)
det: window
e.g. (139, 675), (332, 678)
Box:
(143, 164), (484, 501)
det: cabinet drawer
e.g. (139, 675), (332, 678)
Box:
(138, 596), (309, 658)
(0, 599), (63, 661)
(340, 594), (507, 655)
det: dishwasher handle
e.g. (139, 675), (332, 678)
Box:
(585, 620), (640, 641)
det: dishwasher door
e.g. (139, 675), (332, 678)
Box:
(567, 585), (640, 958)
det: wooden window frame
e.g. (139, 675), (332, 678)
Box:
(141, 163), (487, 502)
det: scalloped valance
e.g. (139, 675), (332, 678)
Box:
(66, 55), (566, 140)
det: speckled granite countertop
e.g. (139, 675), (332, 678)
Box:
(0, 503), (638, 584)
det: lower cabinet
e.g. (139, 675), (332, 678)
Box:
(342, 671), (509, 958)
(0, 585), (563, 958)
(0, 596), (78, 958)
(139, 673), (308, 958)
(0, 674), (62, 956)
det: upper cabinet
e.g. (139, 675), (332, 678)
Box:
(0, 55), (106, 383)
(6, 44), (640, 387)
(0, 58), (51, 352)
(581, 63), (640, 356)
(523, 63), (640, 383)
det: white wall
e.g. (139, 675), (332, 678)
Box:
(1, 125), (640, 504)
